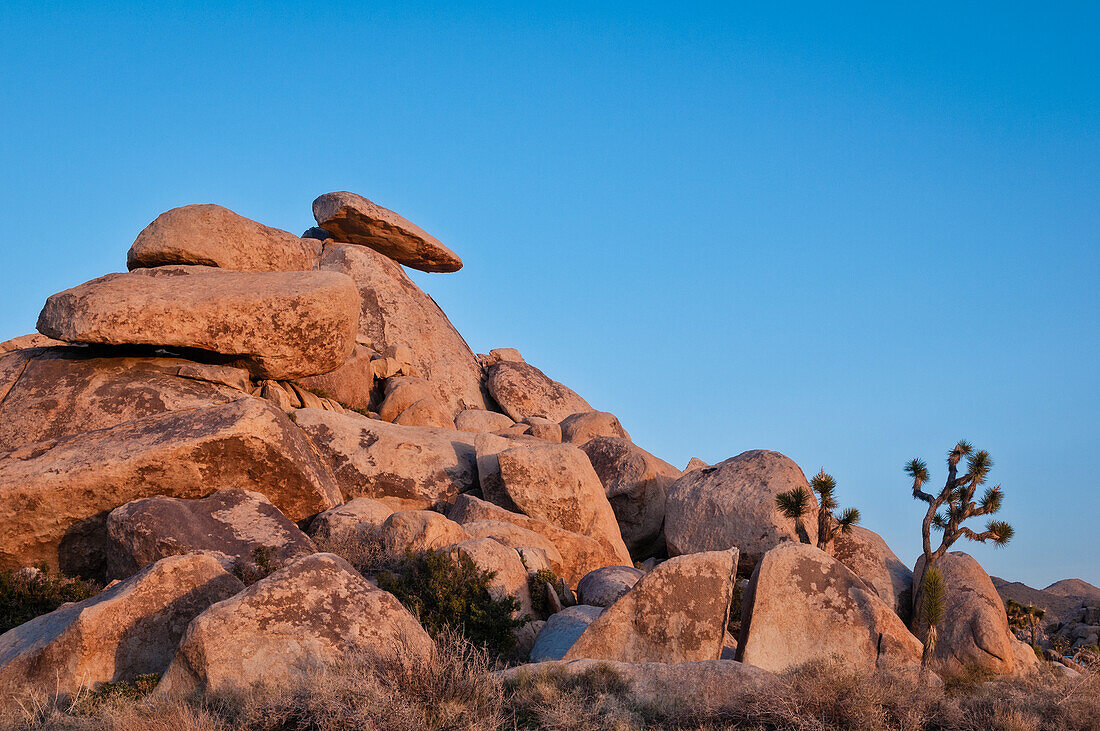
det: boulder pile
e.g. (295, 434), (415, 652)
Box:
(0, 191), (1038, 703)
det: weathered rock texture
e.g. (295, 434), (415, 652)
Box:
(293, 409), (478, 504)
(127, 204), (320, 273)
(494, 443), (631, 565)
(448, 495), (622, 586)
(737, 543), (923, 674)
(158, 554), (434, 695)
(312, 191), (463, 273)
(576, 566), (644, 608)
(0, 398), (341, 576)
(0, 333), (64, 353)
(106, 489), (317, 579)
(581, 437), (681, 558)
(560, 411), (630, 445)
(664, 450), (818, 568)
(913, 552), (1017, 677)
(832, 526), (913, 622)
(37, 266), (360, 380)
(563, 549), (738, 663)
(0, 554), (243, 695)
(318, 243), (487, 416)
(0, 349), (249, 453)
(485, 361), (591, 423)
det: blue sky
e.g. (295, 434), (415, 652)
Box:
(2, 2), (1097, 587)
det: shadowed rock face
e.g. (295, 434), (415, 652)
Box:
(563, 549), (738, 663)
(737, 543), (923, 674)
(448, 495), (623, 586)
(37, 266), (360, 380)
(0, 348), (250, 453)
(127, 204), (321, 273)
(0, 553), (244, 696)
(529, 605), (604, 662)
(0, 397), (341, 577)
(577, 566), (644, 608)
(664, 449), (818, 570)
(914, 552), (1017, 677)
(106, 489), (317, 579)
(832, 525), (914, 623)
(318, 243), (487, 416)
(581, 437), (681, 559)
(312, 191), (463, 273)
(292, 409), (479, 504)
(485, 361), (592, 423)
(157, 553), (435, 695)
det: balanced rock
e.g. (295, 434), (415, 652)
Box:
(106, 489), (317, 579)
(913, 552), (1017, 677)
(318, 243), (487, 415)
(37, 266), (360, 380)
(664, 450), (818, 568)
(0, 553), (243, 696)
(832, 526), (913, 622)
(448, 538), (533, 617)
(312, 191), (462, 273)
(127, 204), (320, 273)
(479, 348), (524, 367)
(0, 349), (250, 453)
(576, 566), (644, 608)
(448, 495), (623, 586)
(308, 498), (394, 546)
(563, 549), (738, 663)
(0, 397), (341, 576)
(529, 605), (604, 662)
(494, 442), (631, 565)
(293, 409), (478, 504)
(737, 543), (923, 674)
(560, 411), (631, 445)
(158, 554), (434, 695)
(380, 510), (470, 559)
(455, 409), (515, 434)
(485, 360), (591, 423)
(581, 437), (681, 558)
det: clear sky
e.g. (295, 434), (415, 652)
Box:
(2, 2), (1097, 588)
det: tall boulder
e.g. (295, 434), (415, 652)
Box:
(581, 437), (681, 558)
(664, 450), (818, 569)
(831, 526), (913, 623)
(0, 554), (243, 696)
(736, 543), (923, 674)
(127, 204), (320, 273)
(312, 191), (462, 273)
(913, 552), (1017, 677)
(485, 360), (592, 423)
(318, 243), (487, 416)
(494, 443), (631, 565)
(0, 398), (341, 577)
(563, 549), (738, 663)
(292, 408), (478, 505)
(106, 489), (317, 579)
(448, 495), (622, 586)
(37, 266), (360, 380)
(157, 554), (434, 695)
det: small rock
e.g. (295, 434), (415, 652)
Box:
(576, 566), (644, 608)
(529, 605), (604, 662)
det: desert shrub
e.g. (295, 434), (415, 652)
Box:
(527, 568), (566, 620)
(313, 525), (389, 575)
(231, 545), (279, 585)
(504, 663), (644, 729)
(0, 565), (98, 634)
(377, 550), (523, 657)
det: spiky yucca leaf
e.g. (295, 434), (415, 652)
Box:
(988, 520), (1014, 546)
(980, 486), (1003, 513)
(775, 487), (811, 520)
(837, 507), (860, 531)
(921, 567), (946, 629)
(905, 458), (930, 484)
(932, 512), (948, 530)
(966, 450), (993, 484)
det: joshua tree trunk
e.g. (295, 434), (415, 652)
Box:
(920, 623), (937, 683)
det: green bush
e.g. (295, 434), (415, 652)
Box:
(527, 568), (566, 620)
(377, 550), (523, 657)
(0, 564), (98, 634)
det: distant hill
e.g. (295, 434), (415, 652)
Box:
(990, 576), (1096, 625)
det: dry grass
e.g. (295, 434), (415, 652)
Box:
(2, 641), (1098, 731)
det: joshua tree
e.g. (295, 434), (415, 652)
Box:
(905, 440), (1013, 572)
(919, 566), (946, 682)
(776, 469), (860, 550)
(809, 469), (861, 551)
(1006, 599), (1046, 646)
(775, 486), (813, 545)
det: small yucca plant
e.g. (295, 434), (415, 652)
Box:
(919, 567), (946, 682)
